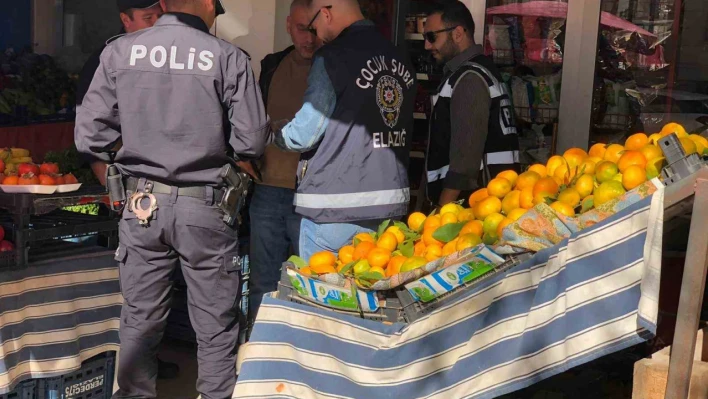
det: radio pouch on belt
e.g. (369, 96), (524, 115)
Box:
(218, 164), (251, 227)
(106, 164), (126, 212)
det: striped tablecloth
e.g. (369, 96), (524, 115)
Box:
(234, 188), (665, 398)
(0, 251), (122, 394)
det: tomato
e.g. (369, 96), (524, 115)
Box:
(0, 159), (5, 174)
(39, 162), (59, 175)
(39, 174), (57, 185)
(55, 174), (65, 185)
(17, 163), (40, 176)
(18, 173), (40, 185)
(0, 240), (14, 252)
(63, 173), (79, 184)
(2, 175), (19, 185)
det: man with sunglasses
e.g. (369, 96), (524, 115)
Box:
(76, 0), (269, 398)
(271, 0), (416, 263)
(424, 1), (520, 209)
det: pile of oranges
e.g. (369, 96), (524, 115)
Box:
(297, 123), (706, 285)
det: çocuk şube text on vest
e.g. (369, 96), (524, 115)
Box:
(294, 22), (417, 223)
(427, 54), (520, 203)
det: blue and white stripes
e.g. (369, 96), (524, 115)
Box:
(235, 193), (664, 399)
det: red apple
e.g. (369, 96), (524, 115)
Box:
(40, 162), (60, 175)
(0, 240), (14, 252)
(18, 163), (40, 176)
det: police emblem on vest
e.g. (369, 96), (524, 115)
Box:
(377, 75), (403, 128)
(427, 57), (520, 194)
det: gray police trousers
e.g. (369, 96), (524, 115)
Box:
(112, 188), (241, 399)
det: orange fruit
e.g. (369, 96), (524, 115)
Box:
(679, 137), (697, 155)
(377, 232), (398, 252)
(310, 263), (337, 275)
(624, 133), (649, 151)
(474, 196), (502, 220)
(640, 144), (663, 162)
(310, 251), (336, 269)
(424, 244), (443, 262)
(564, 147), (589, 159)
(528, 163), (547, 177)
(353, 241), (376, 261)
(622, 165), (647, 191)
(354, 233), (375, 244)
(648, 133), (662, 145)
(400, 256), (427, 273)
(519, 188), (534, 209)
(367, 247), (392, 269)
(468, 188), (489, 207)
(423, 229), (442, 247)
(660, 122), (687, 138)
(441, 212), (458, 225)
(483, 232), (499, 246)
(423, 215), (441, 232)
(299, 267), (313, 276)
(532, 177), (560, 198)
(507, 208), (527, 221)
(574, 174), (595, 199)
(553, 163), (578, 185)
(408, 212), (427, 231)
(595, 161), (619, 183)
(442, 239), (459, 256)
(337, 261), (347, 273)
(487, 177), (512, 198)
(604, 144), (625, 163)
(552, 176), (564, 186)
(385, 226), (406, 244)
(617, 150), (647, 173)
(353, 259), (371, 275)
(440, 203), (463, 216)
(689, 134), (708, 155)
(578, 158), (597, 175)
(496, 170), (519, 187)
(456, 233), (482, 252)
(515, 171), (541, 190)
(483, 213), (505, 235)
(501, 190), (521, 215)
(594, 180), (626, 206)
(414, 240), (426, 256)
(646, 157), (666, 180)
(338, 245), (355, 264)
(588, 143), (607, 159)
(563, 152), (586, 169)
(497, 217), (514, 237)
(533, 192), (554, 206)
(550, 201), (576, 217)
(460, 219), (484, 237)
(546, 155), (566, 177)
(557, 188), (581, 207)
(386, 255), (407, 277)
(457, 208), (475, 222)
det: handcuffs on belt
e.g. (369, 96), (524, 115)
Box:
(129, 181), (159, 227)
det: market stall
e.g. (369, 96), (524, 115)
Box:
(234, 130), (707, 398)
(0, 147), (120, 397)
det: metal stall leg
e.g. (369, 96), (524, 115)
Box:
(665, 178), (708, 399)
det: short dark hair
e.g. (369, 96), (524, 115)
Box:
(122, 8), (135, 19)
(431, 1), (475, 39)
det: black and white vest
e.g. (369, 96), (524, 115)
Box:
(426, 55), (519, 189)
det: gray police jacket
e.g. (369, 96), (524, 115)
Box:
(75, 13), (270, 186)
(294, 23), (416, 223)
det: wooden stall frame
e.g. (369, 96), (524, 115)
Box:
(664, 165), (708, 399)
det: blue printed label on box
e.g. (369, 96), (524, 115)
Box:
(287, 269), (379, 312)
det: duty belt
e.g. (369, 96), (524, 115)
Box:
(125, 177), (225, 201)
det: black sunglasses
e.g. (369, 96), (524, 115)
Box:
(307, 5), (332, 35)
(424, 26), (461, 43)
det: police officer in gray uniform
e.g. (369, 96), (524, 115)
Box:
(74, 0), (270, 398)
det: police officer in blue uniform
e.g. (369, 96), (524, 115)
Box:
(75, 0), (270, 397)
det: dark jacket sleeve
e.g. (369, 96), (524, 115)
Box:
(75, 47), (104, 106)
(258, 46), (295, 110)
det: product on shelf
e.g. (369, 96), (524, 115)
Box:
(0, 148), (83, 193)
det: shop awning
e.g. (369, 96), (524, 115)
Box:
(487, 1), (657, 37)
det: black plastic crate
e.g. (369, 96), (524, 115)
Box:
(39, 352), (115, 399)
(0, 380), (37, 399)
